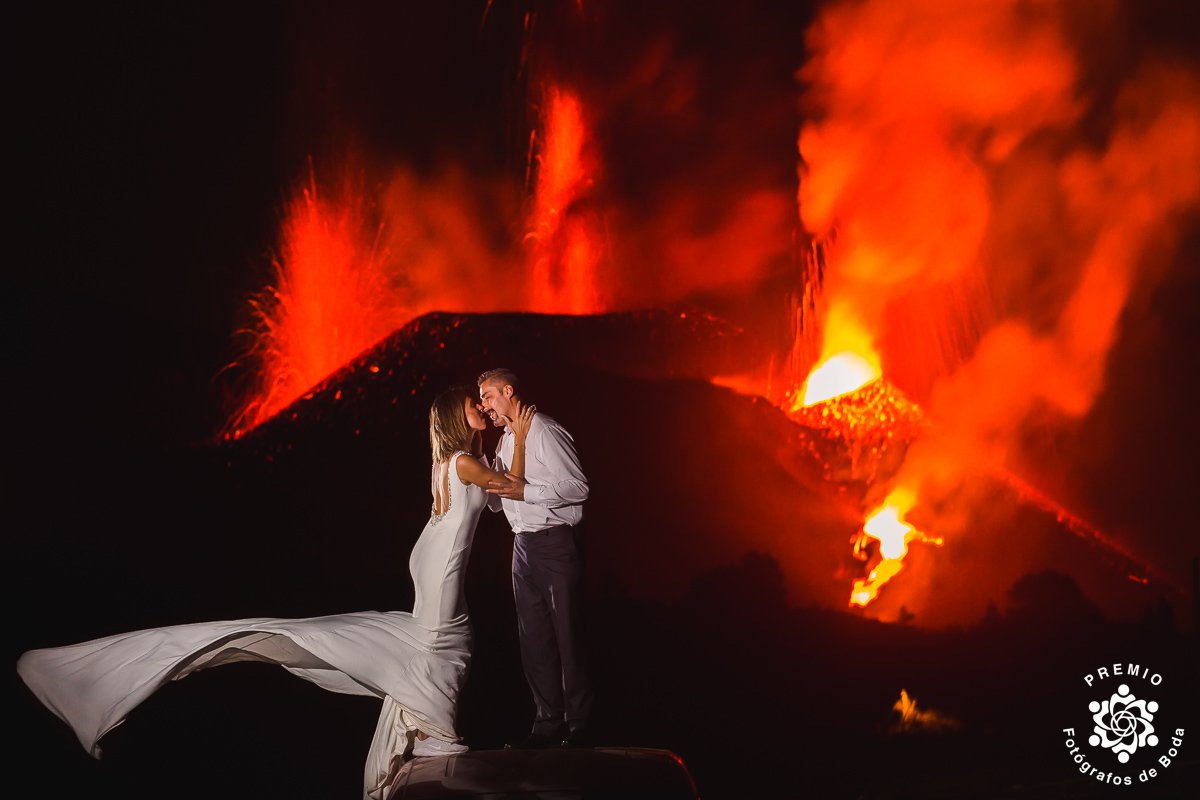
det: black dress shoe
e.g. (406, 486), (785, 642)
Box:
(505, 732), (564, 750)
(562, 727), (594, 748)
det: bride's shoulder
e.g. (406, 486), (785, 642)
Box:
(453, 451), (484, 484)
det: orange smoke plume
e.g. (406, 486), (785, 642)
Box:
(794, 0), (1079, 398)
(793, 0), (1200, 617)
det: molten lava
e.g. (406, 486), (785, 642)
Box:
(784, 305), (938, 608)
(784, 331), (935, 609)
(526, 86), (603, 314)
(891, 689), (959, 733)
(800, 352), (880, 406)
(790, 301), (882, 410)
(851, 491), (943, 607)
(865, 500), (917, 561)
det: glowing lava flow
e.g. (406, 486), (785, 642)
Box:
(526, 86), (602, 314)
(784, 308), (940, 608)
(784, 327), (936, 607)
(801, 352), (879, 406)
(850, 490), (943, 607)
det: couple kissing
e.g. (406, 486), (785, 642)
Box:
(17, 367), (594, 800)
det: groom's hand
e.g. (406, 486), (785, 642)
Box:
(486, 472), (527, 500)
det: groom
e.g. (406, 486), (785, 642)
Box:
(477, 368), (594, 748)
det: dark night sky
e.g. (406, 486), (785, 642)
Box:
(10, 2), (1200, 798)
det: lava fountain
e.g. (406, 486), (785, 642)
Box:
(793, 302), (882, 409)
(227, 83), (608, 436)
(224, 169), (407, 438)
(526, 85), (604, 315)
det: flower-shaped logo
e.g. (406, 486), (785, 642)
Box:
(1088, 684), (1159, 763)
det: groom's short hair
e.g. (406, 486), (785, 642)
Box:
(477, 368), (521, 395)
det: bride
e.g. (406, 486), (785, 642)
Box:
(16, 386), (535, 799)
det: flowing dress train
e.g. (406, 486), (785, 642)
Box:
(17, 451), (487, 799)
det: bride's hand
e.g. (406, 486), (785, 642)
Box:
(510, 401), (537, 443)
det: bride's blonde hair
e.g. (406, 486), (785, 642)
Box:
(429, 387), (476, 463)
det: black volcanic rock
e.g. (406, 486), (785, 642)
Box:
(224, 308), (759, 450)
(209, 310), (1182, 628)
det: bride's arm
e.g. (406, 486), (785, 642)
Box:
(456, 404), (534, 490)
(455, 452), (511, 490)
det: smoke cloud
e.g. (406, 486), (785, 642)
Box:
(795, 0), (1200, 619)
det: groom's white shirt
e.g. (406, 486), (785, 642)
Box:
(488, 413), (588, 533)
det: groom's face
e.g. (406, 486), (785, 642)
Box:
(479, 380), (516, 427)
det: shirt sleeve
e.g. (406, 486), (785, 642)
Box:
(522, 423), (589, 508)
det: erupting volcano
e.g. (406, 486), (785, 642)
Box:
(210, 0), (1200, 622)
(17, 2), (1200, 798)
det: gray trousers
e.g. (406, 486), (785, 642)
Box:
(513, 523), (593, 736)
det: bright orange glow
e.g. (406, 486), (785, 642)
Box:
(709, 370), (772, 399)
(850, 489), (943, 607)
(891, 689), (959, 732)
(226, 87), (615, 436)
(527, 86), (602, 314)
(790, 301), (882, 410)
(894, 689), (919, 723)
(225, 171), (410, 437)
(850, 558), (905, 607)
(801, 352), (880, 406)
(864, 503), (914, 560)
(788, 0), (1200, 622)
(534, 90), (587, 219)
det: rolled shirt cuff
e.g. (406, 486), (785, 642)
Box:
(522, 482), (549, 505)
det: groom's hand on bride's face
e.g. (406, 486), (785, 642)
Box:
(486, 472), (527, 501)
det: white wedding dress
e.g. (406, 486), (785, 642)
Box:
(17, 451), (487, 799)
